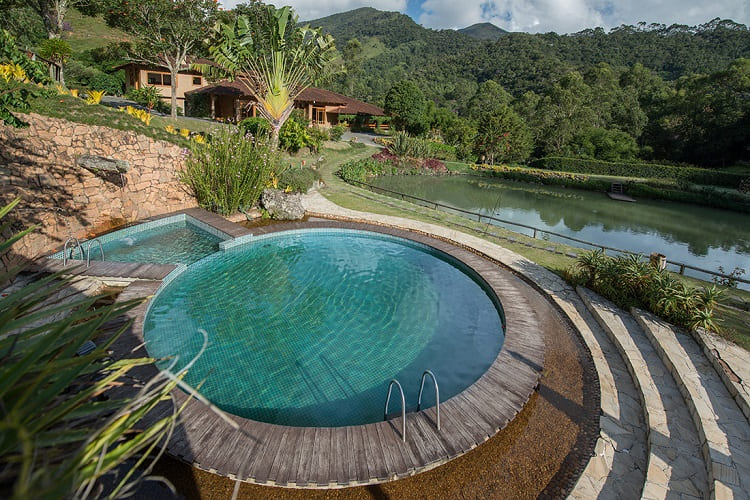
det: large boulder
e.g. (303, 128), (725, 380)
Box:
(261, 189), (305, 220)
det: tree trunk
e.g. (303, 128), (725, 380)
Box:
(59, 63), (65, 86)
(170, 67), (178, 119)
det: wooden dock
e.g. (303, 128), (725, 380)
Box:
(109, 219), (547, 487)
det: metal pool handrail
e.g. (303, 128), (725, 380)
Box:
(85, 239), (104, 268)
(417, 370), (440, 430)
(62, 237), (83, 266)
(384, 379), (407, 442)
(347, 179), (750, 286)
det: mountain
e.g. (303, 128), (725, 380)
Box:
(308, 8), (750, 110)
(458, 22), (508, 40)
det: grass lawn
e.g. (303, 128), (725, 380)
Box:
(302, 146), (749, 350)
(65, 9), (131, 53)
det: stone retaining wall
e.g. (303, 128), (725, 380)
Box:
(0, 113), (196, 272)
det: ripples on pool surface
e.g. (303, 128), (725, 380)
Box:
(144, 230), (505, 427)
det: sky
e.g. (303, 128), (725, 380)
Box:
(220, 0), (749, 34)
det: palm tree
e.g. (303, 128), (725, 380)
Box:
(200, 5), (337, 146)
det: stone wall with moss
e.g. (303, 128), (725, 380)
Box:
(0, 113), (196, 272)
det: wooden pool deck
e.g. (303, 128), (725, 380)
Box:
(46, 212), (547, 487)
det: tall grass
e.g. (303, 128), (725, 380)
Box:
(181, 128), (280, 215)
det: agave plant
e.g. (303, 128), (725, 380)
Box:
(0, 199), (194, 498)
(575, 249), (607, 286)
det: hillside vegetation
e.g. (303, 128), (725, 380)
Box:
(309, 8), (750, 106)
(458, 23), (509, 40)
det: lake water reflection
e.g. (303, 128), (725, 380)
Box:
(369, 175), (750, 281)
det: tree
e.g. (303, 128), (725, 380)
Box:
(106, 0), (218, 118)
(466, 80), (513, 122)
(384, 80), (428, 135)
(473, 105), (533, 164)
(341, 38), (364, 96)
(37, 37), (71, 84)
(201, 5), (337, 145)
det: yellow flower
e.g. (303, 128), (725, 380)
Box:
(165, 125), (177, 134)
(85, 89), (105, 105)
(69, 89), (79, 97)
(179, 128), (190, 137)
(192, 134), (205, 144)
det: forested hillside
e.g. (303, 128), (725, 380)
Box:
(311, 8), (750, 106)
(312, 8), (750, 167)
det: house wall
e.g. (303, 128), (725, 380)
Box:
(123, 66), (206, 111)
(0, 113), (196, 274)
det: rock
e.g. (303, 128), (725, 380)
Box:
(261, 189), (305, 220)
(77, 155), (130, 174)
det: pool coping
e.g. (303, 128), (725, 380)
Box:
(106, 212), (546, 488)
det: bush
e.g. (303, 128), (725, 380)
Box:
(306, 126), (329, 153)
(126, 85), (169, 113)
(278, 165), (321, 193)
(181, 127), (280, 214)
(240, 116), (271, 137)
(426, 141), (457, 161)
(65, 60), (124, 95)
(568, 250), (723, 332)
(329, 123), (346, 141)
(530, 157), (746, 188)
(337, 158), (401, 183)
(475, 164), (611, 191)
(279, 119), (308, 153)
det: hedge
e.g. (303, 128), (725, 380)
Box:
(530, 157), (745, 189)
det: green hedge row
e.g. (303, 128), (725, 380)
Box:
(529, 157), (745, 188)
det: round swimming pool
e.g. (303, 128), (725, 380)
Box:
(143, 229), (505, 427)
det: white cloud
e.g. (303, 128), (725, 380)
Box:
(220, 0), (750, 32)
(221, 0), (407, 22)
(418, 0), (750, 33)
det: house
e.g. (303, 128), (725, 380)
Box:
(117, 60), (213, 111)
(184, 79), (384, 124)
(117, 61), (384, 123)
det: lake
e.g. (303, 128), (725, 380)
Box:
(369, 175), (750, 284)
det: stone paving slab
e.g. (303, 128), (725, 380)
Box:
(578, 287), (708, 499)
(688, 327), (750, 426)
(633, 309), (750, 500)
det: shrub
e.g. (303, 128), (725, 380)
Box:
(568, 250), (723, 332)
(306, 126), (329, 153)
(337, 158), (400, 183)
(85, 89), (105, 105)
(329, 123), (346, 141)
(530, 157), (746, 188)
(240, 116), (271, 137)
(181, 127), (280, 215)
(278, 165), (321, 193)
(420, 158), (448, 173)
(126, 85), (168, 113)
(279, 119), (309, 153)
(426, 141), (457, 161)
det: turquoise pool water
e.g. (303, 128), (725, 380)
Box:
(144, 230), (505, 427)
(82, 220), (222, 265)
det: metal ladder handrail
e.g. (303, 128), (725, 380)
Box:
(384, 379), (407, 442)
(63, 237), (83, 266)
(85, 239), (104, 268)
(417, 370), (440, 430)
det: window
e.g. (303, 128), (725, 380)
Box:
(146, 72), (171, 86)
(313, 107), (325, 125)
(193, 76), (202, 85)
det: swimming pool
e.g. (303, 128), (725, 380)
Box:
(51, 214), (228, 265)
(143, 229), (505, 427)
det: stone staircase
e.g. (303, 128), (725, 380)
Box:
(572, 287), (750, 500)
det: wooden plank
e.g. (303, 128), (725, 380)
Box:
(313, 427), (332, 486)
(375, 421), (408, 478)
(293, 427), (316, 486)
(362, 424), (388, 480)
(246, 424), (284, 483)
(259, 426), (291, 483)
(410, 412), (448, 462)
(350, 425), (369, 482)
(271, 427), (300, 486)
(331, 427), (348, 485)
